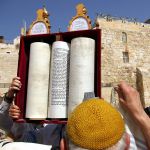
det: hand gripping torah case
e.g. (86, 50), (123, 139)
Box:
(15, 29), (101, 123)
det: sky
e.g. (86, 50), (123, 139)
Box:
(0, 0), (150, 43)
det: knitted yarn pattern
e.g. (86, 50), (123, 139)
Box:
(67, 99), (125, 150)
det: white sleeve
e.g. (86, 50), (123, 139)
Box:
(0, 141), (52, 150)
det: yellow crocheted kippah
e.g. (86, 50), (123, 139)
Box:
(67, 98), (125, 150)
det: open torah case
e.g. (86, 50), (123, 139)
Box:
(15, 29), (101, 123)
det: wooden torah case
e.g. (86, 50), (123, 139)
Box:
(15, 29), (101, 123)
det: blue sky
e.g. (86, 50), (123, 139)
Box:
(0, 0), (150, 43)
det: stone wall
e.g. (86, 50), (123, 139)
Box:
(0, 42), (19, 93)
(137, 68), (150, 107)
(97, 17), (150, 103)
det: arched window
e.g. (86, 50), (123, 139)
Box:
(122, 32), (127, 43)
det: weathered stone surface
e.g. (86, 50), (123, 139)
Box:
(97, 17), (150, 105)
(0, 40), (19, 93)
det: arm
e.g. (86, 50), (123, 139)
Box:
(5, 77), (22, 102)
(116, 81), (150, 149)
(9, 104), (21, 119)
(0, 77), (21, 114)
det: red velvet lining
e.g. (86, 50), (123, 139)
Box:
(15, 29), (101, 123)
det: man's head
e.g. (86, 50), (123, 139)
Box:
(67, 98), (126, 150)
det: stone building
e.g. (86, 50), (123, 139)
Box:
(96, 15), (150, 107)
(0, 36), (19, 94)
(0, 14), (150, 107)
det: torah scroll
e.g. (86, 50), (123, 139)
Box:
(25, 42), (51, 120)
(68, 37), (95, 114)
(48, 41), (70, 118)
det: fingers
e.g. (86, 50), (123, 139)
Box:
(9, 104), (21, 119)
(116, 81), (134, 101)
(11, 77), (22, 90)
(114, 86), (124, 100)
(60, 138), (66, 150)
(9, 86), (21, 92)
(7, 77), (22, 98)
(115, 81), (133, 109)
(12, 77), (20, 81)
(117, 81), (131, 95)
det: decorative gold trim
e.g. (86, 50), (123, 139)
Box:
(68, 3), (92, 31)
(28, 7), (51, 35)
